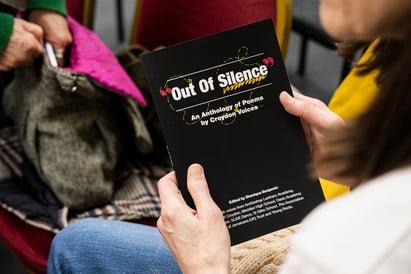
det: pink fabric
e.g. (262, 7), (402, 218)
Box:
(67, 17), (147, 106)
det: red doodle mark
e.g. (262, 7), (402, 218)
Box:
(263, 57), (274, 67)
(160, 87), (173, 96)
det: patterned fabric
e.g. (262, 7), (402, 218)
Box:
(71, 163), (167, 222)
(231, 224), (299, 274)
(0, 126), (168, 234)
(0, 126), (21, 177)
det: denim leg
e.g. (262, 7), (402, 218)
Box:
(47, 218), (182, 274)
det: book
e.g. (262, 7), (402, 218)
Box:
(141, 18), (325, 245)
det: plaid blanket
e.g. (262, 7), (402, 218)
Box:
(0, 126), (169, 233)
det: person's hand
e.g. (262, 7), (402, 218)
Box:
(28, 9), (72, 67)
(157, 164), (231, 274)
(279, 89), (344, 176)
(0, 18), (43, 71)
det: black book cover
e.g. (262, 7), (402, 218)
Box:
(141, 19), (325, 245)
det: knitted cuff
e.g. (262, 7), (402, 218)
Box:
(26, 0), (67, 16)
(0, 12), (14, 53)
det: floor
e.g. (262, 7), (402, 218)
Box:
(0, 0), (346, 272)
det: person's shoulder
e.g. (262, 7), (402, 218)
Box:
(288, 166), (411, 273)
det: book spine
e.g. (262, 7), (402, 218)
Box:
(140, 56), (176, 169)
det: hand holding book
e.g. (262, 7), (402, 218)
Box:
(279, 91), (345, 183)
(157, 164), (231, 274)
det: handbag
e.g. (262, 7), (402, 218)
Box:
(116, 45), (169, 165)
(2, 17), (152, 211)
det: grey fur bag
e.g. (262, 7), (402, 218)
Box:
(2, 18), (152, 210)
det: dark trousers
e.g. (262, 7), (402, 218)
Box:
(0, 71), (14, 127)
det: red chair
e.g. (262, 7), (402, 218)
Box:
(66, 0), (96, 29)
(0, 206), (157, 274)
(130, 0), (292, 58)
(0, 208), (55, 274)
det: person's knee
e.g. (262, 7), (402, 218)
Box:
(54, 218), (99, 240)
(48, 218), (104, 272)
(49, 218), (101, 259)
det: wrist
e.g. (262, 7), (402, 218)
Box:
(184, 263), (231, 274)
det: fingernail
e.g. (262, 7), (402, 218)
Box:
(188, 164), (204, 177)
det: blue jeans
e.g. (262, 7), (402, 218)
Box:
(47, 218), (182, 274)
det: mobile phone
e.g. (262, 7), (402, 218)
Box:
(44, 42), (58, 67)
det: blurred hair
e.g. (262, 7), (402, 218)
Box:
(316, 37), (411, 187)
